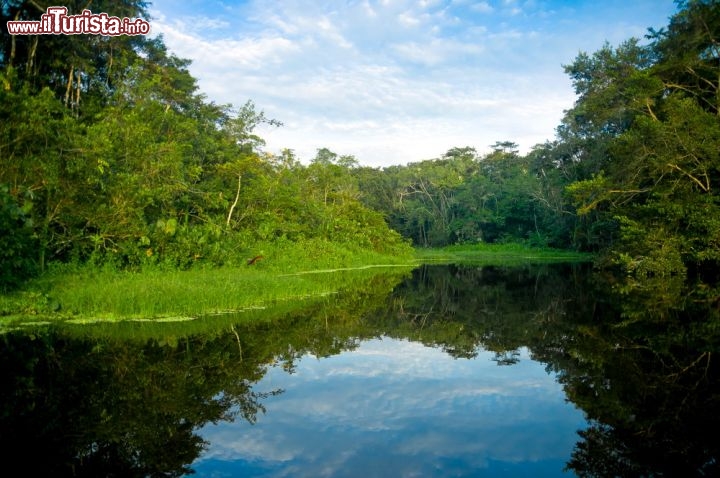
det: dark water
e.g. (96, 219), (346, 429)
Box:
(1, 264), (719, 477)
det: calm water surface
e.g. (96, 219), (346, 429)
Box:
(194, 340), (584, 477)
(1, 263), (718, 477)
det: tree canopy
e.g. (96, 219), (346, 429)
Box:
(0, 1), (410, 287)
(1, 0), (718, 286)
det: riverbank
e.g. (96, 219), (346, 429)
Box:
(0, 239), (413, 326)
(0, 242), (592, 327)
(415, 243), (593, 265)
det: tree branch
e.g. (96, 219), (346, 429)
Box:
(226, 173), (242, 227)
(666, 163), (710, 192)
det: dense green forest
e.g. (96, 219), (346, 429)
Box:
(1, 0), (718, 291)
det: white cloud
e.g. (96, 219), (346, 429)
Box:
(471, 1), (494, 13)
(398, 10), (422, 27)
(315, 16), (354, 48)
(154, 17), (299, 71)
(391, 37), (485, 65)
(148, 0), (678, 166)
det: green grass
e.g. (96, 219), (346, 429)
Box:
(0, 239), (415, 326)
(0, 240), (592, 327)
(0, 266), (412, 326)
(413, 243), (594, 265)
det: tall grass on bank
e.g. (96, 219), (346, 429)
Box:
(0, 240), (592, 326)
(414, 243), (594, 265)
(0, 239), (414, 324)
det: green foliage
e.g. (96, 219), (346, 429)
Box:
(414, 243), (593, 266)
(2, 0), (717, 290)
(355, 145), (550, 248)
(1, 24), (409, 279)
(611, 215), (687, 277)
(0, 239), (413, 322)
(558, 0), (720, 276)
(0, 184), (37, 290)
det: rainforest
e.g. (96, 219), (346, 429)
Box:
(2, 1), (719, 305)
(1, 2), (720, 476)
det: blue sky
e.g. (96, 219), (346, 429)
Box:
(148, 0), (679, 166)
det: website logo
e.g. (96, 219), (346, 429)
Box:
(7, 7), (150, 36)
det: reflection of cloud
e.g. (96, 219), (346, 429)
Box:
(202, 427), (299, 462)
(194, 338), (585, 477)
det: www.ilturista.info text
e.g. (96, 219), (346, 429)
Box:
(6, 7), (150, 36)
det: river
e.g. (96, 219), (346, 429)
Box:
(1, 263), (718, 476)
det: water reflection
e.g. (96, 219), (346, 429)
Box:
(195, 339), (584, 477)
(554, 273), (720, 477)
(0, 264), (718, 476)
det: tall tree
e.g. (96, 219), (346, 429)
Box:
(565, 0), (720, 275)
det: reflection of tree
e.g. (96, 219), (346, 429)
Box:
(535, 276), (720, 477)
(362, 264), (720, 476)
(0, 270), (407, 476)
(0, 328), (279, 476)
(366, 263), (594, 359)
(564, 349), (720, 477)
(2, 265), (718, 476)
(492, 350), (521, 366)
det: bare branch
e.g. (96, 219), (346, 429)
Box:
(666, 163), (710, 192)
(226, 173), (242, 227)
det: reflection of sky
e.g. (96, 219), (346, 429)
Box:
(191, 338), (586, 477)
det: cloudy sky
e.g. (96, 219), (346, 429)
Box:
(148, 0), (679, 167)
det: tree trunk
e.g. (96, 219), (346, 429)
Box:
(226, 173), (242, 227)
(65, 65), (74, 108)
(9, 10), (21, 67)
(74, 70), (81, 114)
(26, 35), (39, 77)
